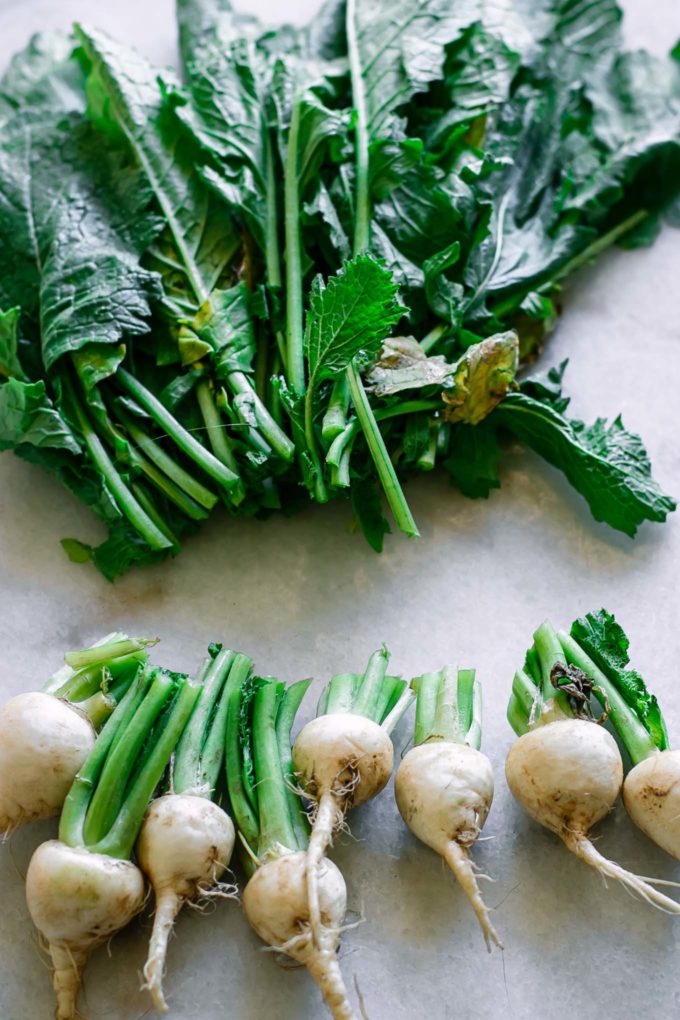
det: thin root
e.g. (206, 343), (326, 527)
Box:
(563, 831), (680, 914)
(307, 791), (344, 951)
(443, 840), (503, 951)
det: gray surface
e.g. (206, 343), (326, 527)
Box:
(1, 1), (680, 1018)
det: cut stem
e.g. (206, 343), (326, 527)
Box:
(346, 362), (419, 538)
(117, 369), (240, 493)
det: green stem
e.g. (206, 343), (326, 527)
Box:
(253, 679), (298, 856)
(304, 387), (329, 502)
(346, 362), (419, 537)
(117, 369), (239, 493)
(432, 666), (463, 743)
(512, 668), (541, 719)
(322, 376), (351, 444)
(82, 670), (177, 847)
(65, 377), (172, 551)
(534, 621), (572, 715)
(131, 483), (179, 549)
(381, 683), (414, 736)
(524, 646), (542, 687)
(558, 631), (658, 765)
(284, 101), (306, 395)
(228, 371), (295, 463)
(457, 669), (477, 743)
(65, 637), (152, 671)
(324, 674), (361, 715)
(173, 647), (236, 796)
(346, 0), (371, 255)
(507, 693), (529, 736)
(264, 129), (287, 368)
(351, 646), (390, 721)
(420, 323), (447, 354)
(196, 381), (241, 477)
(118, 411), (218, 512)
(59, 672), (152, 849)
(464, 673), (482, 751)
(276, 679), (312, 849)
(94, 680), (200, 859)
(373, 676), (405, 724)
(131, 448), (210, 521)
(224, 656), (259, 852)
(412, 672), (440, 746)
(326, 399), (439, 469)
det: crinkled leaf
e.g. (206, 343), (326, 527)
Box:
(304, 255), (403, 389)
(0, 378), (82, 454)
(445, 421), (502, 498)
(75, 24), (240, 316)
(493, 392), (676, 535)
(0, 97), (162, 369)
(570, 608), (669, 750)
(443, 332), (518, 424)
(0, 307), (25, 380)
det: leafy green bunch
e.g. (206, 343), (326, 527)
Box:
(0, 0), (678, 578)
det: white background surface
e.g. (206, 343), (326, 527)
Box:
(1, 1), (680, 1018)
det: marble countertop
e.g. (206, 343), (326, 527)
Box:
(1, 1), (679, 1017)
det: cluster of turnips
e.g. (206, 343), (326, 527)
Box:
(1, 608), (678, 1019)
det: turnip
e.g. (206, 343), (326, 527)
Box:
(0, 633), (153, 835)
(559, 609), (680, 864)
(136, 646), (250, 1011)
(26, 665), (199, 1020)
(395, 667), (501, 949)
(292, 648), (414, 949)
(506, 620), (680, 913)
(226, 671), (357, 1020)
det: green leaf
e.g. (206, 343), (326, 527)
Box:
(181, 283), (256, 375)
(0, 100), (162, 370)
(351, 475), (391, 552)
(494, 392), (676, 536)
(0, 378), (82, 454)
(0, 307), (26, 380)
(175, 4), (275, 253)
(570, 609), (669, 751)
(304, 255), (402, 390)
(445, 421), (501, 499)
(75, 24), (240, 314)
(347, 0), (466, 139)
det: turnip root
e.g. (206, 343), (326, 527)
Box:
(559, 610), (680, 865)
(395, 668), (501, 949)
(508, 620), (680, 913)
(226, 673), (357, 1020)
(26, 667), (199, 1020)
(243, 851), (353, 1019)
(136, 643), (247, 1012)
(0, 694), (95, 834)
(26, 841), (145, 1020)
(292, 649), (413, 949)
(0, 634), (151, 836)
(138, 794), (235, 1011)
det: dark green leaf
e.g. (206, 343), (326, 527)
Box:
(570, 608), (669, 751)
(351, 475), (391, 552)
(0, 378), (82, 454)
(445, 421), (501, 499)
(0, 307), (26, 380)
(494, 392), (676, 535)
